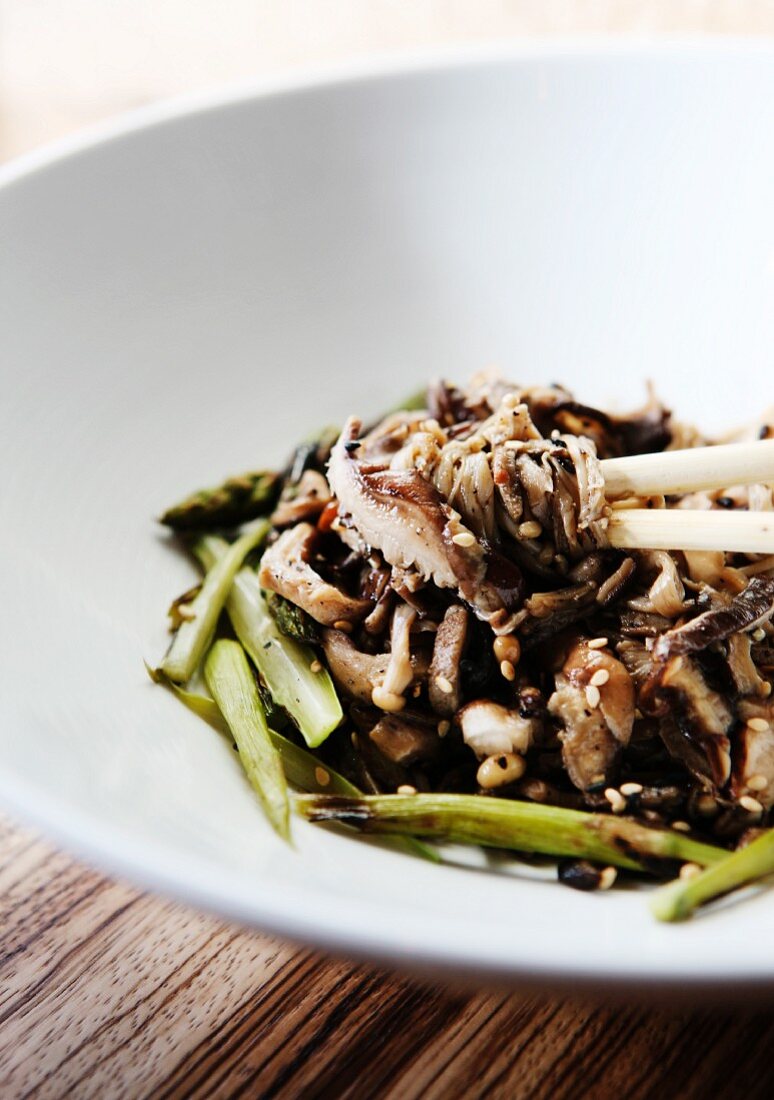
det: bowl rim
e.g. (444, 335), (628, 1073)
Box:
(3, 38), (774, 994)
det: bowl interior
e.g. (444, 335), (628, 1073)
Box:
(2, 46), (774, 986)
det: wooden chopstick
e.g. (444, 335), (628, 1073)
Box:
(608, 509), (774, 554)
(600, 440), (774, 499)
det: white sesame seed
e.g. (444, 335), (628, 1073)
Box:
(604, 788), (626, 814)
(585, 684), (601, 709)
(672, 820), (691, 833)
(747, 773), (768, 792)
(435, 675), (453, 695)
(314, 766), (330, 788)
(517, 520), (542, 540)
(587, 637), (608, 650)
(452, 531), (477, 548)
(748, 717), (770, 732)
(620, 782), (643, 797)
(397, 784), (417, 795)
(310, 659), (322, 673)
(740, 795), (764, 814)
(762, 682), (773, 697)
(679, 862), (702, 881)
(598, 866), (617, 890)
(590, 668), (610, 688)
(752, 627), (767, 642)
(437, 720), (451, 737)
(500, 660), (516, 682)
(333, 619), (352, 633)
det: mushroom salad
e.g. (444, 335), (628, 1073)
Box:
(151, 375), (774, 921)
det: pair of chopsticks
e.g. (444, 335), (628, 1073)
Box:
(600, 440), (774, 554)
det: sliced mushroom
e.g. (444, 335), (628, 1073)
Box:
(270, 470), (332, 527)
(458, 700), (537, 759)
(320, 629), (390, 702)
(547, 639), (635, 791)
(369, 714), (440, 765)
(373, 602), (417, 712)
(727, 632), (771, 697)
(519, 582), (598, 647)
(320, 624), (428, 709)
(641, 655), (733, 787)
(427, 604), (469, 716)
(328, 418), (522, 631)
(732, 726), (774, 808)
(258, 523), (371, 626)
(653, 576), (774, 662)
(733, 699), (774, 808)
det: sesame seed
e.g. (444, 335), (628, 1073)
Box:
(500, 660), (516, 682)
(585, 685), (601, 709)
(752, 627), (767, 642)
(518, 520), (542, 540)
(435, 675), (453, 695)
(598, 866), (617, 890)
(314, 766), (330, 787)
(452, 531), (477, 548)
(177, 604), (196, 621)
(747, 773), (768, 792)
(763, 682), (773, 697)
(587, 637), (608, 650)
(310, 659), (322, 673)
(333, 619), (352, 633)
(740, 795), (764, 815)
(397, 784), (417, 795)
(604, 788), (626, 814)
(748, 717), (770, 732)
(680, 862), (702, 881)
(590, 668), (610, 688)
(620, 782), (643, 797)
(672, 820), (691, 832)
(437, 720), (451, 737)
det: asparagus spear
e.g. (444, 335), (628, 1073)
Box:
(194, 535), (342, 747)
(159, 521), (269, 684)
(295, 793), (727, 872)
(266, 593), (319, 644)
(651, 829), (774, 922)
(204, 639), (290, 839)
(148, 663), (435, 859)
(160, 471), (280, 530)
(148, 663), (357, 795)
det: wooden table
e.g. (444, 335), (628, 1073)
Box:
(4, 5), (774, 1096)
(3, 814), (774, 1099)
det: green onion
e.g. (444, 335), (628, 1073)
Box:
(195, 535), (342, 747)
(204, 639), (290, 841)
(159, 520), (269, 684)
(295, 793), (727, 872)
(651, 828), (774, 922)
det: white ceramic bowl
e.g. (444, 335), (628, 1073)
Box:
(2, 43), (774, 993)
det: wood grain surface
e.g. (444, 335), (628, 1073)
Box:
(2, 813), (774, 1099)
(4, 5), (774, 1097)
